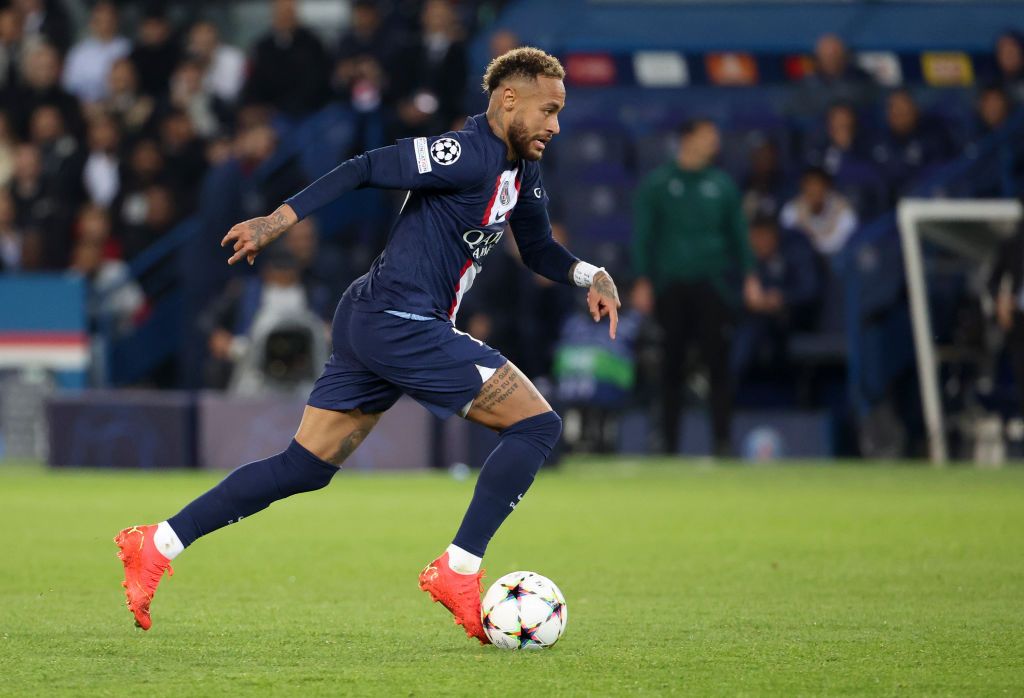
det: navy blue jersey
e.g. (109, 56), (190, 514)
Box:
(285, 114), (577, 321)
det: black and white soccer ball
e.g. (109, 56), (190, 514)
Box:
(430, 137), (461, 165)
(481, 571), (567, 650)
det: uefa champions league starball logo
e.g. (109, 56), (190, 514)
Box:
(430, 137), (461, 165)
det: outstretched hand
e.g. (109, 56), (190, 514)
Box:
(587, 270), (621, 339)
(220, 205), (297, 265)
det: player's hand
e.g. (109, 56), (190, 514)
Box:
(587, 270), (621, 340)
(220, 205), (297, 265)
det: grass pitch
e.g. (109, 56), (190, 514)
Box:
(1, 459), (1023, 696)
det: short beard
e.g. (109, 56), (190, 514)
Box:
(507, 116), (541, 161)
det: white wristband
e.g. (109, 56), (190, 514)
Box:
(572, 261), (604, 288)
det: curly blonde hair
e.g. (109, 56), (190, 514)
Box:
(481, 46), (565, 94)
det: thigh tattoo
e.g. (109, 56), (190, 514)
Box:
(473, 363), (542, 413)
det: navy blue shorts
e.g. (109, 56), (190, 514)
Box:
(308, 293), (507, 419)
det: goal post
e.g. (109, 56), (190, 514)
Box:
(897, 198), (1023, 465)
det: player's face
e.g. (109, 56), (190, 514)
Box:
(508, 76), (565, 161)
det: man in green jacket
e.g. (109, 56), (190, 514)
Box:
(632, 119), (763, 456)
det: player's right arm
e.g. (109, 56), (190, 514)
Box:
(284, 134), (481, 220)
(221, 134), (481, 265)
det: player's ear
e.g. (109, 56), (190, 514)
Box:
(501, 85), (516, 111)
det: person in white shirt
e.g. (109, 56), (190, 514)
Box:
(61, 1), (129, 103)
(780, 167), (858, 258)
(186, 20), (245, 103)
(82, 113), (120, 207)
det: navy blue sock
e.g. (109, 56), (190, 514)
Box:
(167, 440), (338, 547)
(452, 411), (562, 557)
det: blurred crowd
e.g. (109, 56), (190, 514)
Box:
(1, 0), (1023, 454)
(0, 0), (492, 300)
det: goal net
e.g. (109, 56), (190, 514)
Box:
(898, 198), (1023, 464)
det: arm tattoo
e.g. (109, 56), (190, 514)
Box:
(247, 208), (290, 249)
(592, 271), (619, 303)
(330, 428), (370, 465)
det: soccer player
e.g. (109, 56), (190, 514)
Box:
(115, 47), (620, 643)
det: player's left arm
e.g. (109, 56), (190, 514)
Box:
(509, 177), (621, 339)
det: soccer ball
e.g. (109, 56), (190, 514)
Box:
(481, 571), (567, 650)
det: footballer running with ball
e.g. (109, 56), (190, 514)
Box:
(115, 47), (620, 644)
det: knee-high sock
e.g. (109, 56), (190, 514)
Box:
(167, 440), (338, 548)
(452, 411), (562, 557)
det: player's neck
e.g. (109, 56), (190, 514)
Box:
(485, 108), (517, 161)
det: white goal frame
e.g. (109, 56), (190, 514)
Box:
(897, 198), (1023, 465)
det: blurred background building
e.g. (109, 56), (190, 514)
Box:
(3, 0), (1024, 465)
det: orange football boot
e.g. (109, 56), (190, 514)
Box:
(418, 552), (489, 644)
(114, 525), (174, 630)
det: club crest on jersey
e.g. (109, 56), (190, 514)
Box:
(431, 137), (461, 166)
(483, 168), (521, 225)
(463, 228), (503, 260)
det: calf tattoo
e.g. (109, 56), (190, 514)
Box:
(331, 428), (370, 465)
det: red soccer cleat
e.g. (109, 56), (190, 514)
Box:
(418, 552), (489, 644)
(114, 525), (173, 631)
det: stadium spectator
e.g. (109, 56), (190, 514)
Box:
(780, 167), (858, 259)
(185, 20), (246, 104)
(0, 188), (22, 270)
(13, 42), (82, 139)
(99, 57), (156, 138)
(61, 1), (130, 104)
(82, 112), (120, 207)
(333, 0), (395, 112)
(168, 58), (226, 138)
(119, 183), (176, 264)
(870, 89), (953, 197)
(0, 112), (14, 188)
(199, 245), (327, 391)
(805, 101), (888, 216)
(129, 6), (181, 99)
(8, 141), (71, 269)
(243, 0), (330, 118)
(975, 85), (1012, 136)
(731, 216), (821, 381)
(13, 0), (72, 57)
(157, 109), (207, 211)
(70, 205), (144, 336)
(231, 117), (308, 220)
(632, 119), (759, 456)
(805, 102), (871, 176)
(113, 139), (164, 257)
(801, 33), (876, 112)
(279, 216), (337, 321)
(514, 221), (578, 380)
(392, 0), (469, 137)
(0, 7), (24, 97)
(741, 139), (787, 222)
(10, 143), (49, 230)
(989, 223), (1024, 416)
(994, 30), (1024, 104)
(29, 104), (82, 201)
(489, 29), (520, 61)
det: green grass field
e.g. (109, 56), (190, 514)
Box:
(1, 459), (1023, 696)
